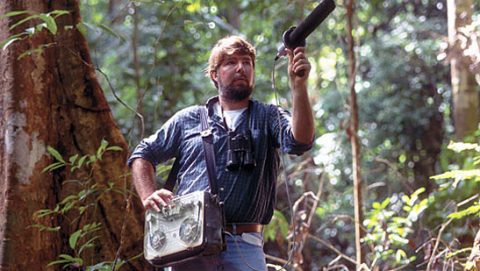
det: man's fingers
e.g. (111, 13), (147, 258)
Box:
(144, 198), (161, 212)
(143, 189), (175, 211)
(293, 61), (311, 75)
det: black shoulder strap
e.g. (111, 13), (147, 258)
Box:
(163, 106), (218, 195)
(199, 106), (219, 195)
(164, 158), (180, 192)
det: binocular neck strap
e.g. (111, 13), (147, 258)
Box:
(199, 106), (219, 196)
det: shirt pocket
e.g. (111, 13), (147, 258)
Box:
(181, 126), (203, 155)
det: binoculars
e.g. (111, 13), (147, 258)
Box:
(226, 130), (256, 171)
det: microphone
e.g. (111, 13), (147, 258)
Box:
(276, 0), (336, 60)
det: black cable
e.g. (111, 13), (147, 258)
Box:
(272, 57), (297, 271)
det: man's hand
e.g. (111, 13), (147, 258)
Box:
(143, 189), (174, 212)
(286, 47), (315, 145)
(287, 47), (311, 90)
(131, 158), (175, 212)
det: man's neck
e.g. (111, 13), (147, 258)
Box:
(219, 96), (249, 110)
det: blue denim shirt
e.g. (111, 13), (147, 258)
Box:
(128, 96), (313, 224)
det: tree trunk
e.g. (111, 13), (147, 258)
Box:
(132, 2), (145, 140)
(346, 0), (365, 266)
(410, 82), (444, 194)
(224, 5), (240, 30)
(0, 1), (147, 270)
(447, 0), (479, 140)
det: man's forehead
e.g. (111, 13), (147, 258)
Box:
(223, 53), (252, 61)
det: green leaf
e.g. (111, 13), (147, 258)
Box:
(76, 22), (88, 37)
(409, 187), (425, 204)
(42, 162), (65, 173)
(47, 259), (74, 267)
(106, 146), (123, 152)
(47, 254), (83, 266)
(447, 141), (480, 153)
(395, 249), (407, 262)
(87, 262), (113, 271)
(38, 13), (57, 34)
(0, 32), (28, 50)
(60, 194), (78, 205)
(48, 10), (70, 18)
(88, 154), (97, 164)
(78, 236), (100, 256)
(96, 139), (108, 159)
(69, 230), (82, 250)
(96, 23), (126, 42)
(47, 146), (66, 163)
(431, 170), (480, 187)
(33, 209), (55, 218)
(390, 233), (409, 245)
(0, 10), (32, 20)
(448, 204), (480, 220)
(17, 44), (53, 59)
(78, 206), (88, 215)
(9, 14), (39, 31)
(446, 247), (471, 258)
(69, 154), (79, 165)
(380, 197), (391, 209)
(76, 155), (88, 169)
(61, 201), (76, 214)
(263, 210), (289, 242)
(58, 254), (76, 261)
(82, 222), (102, 233)
(31, 224), (61, 232)
(473, 156), (480, 166)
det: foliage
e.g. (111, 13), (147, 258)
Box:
(363, 188), (431, 269)
(264, 210), (289, 242)
(426, 141), (480, 270)
(0, 10), (69, 58)
(431, 141), (480, 220)
(2, 0), (474, 269)
(33, 140), (127, 270)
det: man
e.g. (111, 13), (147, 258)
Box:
(128, 36), (314, 270)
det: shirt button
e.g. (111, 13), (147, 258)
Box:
(220, 187), (224, 192)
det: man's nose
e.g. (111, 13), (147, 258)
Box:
(235, 61), (246, 73)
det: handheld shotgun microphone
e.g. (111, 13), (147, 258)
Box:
(276, 0), (336, 61)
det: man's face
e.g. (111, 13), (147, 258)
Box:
(213, 53), (254, 102)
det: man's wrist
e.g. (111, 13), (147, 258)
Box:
(291, 84), (308, 97)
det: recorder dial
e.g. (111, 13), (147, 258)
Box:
(179, 217), (200, 244)
(150, 230), (166, 250)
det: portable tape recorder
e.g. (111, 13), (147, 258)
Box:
(144, 191), (225, 267)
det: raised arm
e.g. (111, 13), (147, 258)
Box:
(287, 47), (315, 144)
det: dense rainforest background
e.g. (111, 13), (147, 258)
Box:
(1, 0), (479, 270)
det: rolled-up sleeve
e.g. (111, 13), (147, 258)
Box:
(268, 105), (313, 155)
(127, 112), (183, 167)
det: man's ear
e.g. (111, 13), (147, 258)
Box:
(210, 70), (218, 88)
(210, 70), (217, 81)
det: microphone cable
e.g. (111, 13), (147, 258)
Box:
(272, 55), (298, 271)
(229, 56), (297, 271)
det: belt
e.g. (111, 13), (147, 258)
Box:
(225, 223), (263, 234)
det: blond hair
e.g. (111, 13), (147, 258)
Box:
(206, 36), (256, 87)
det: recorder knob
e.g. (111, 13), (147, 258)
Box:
(179, 217), (200, 244)
(150, 230), (166, 250)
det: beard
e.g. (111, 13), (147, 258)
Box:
(218, 77), (253, 102)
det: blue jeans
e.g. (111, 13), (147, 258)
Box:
(169, 232), (267, 271)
